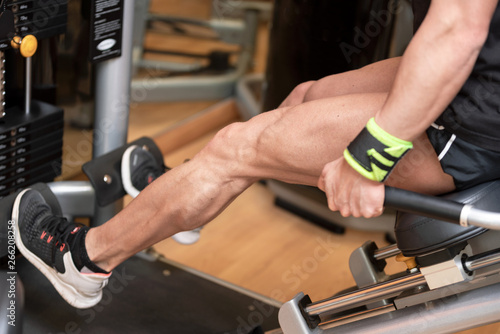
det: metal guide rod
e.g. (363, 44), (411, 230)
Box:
(25, 56), (32, 114)
(306, 246), (500, 322)
(278, 249), (500, 334)
(465, 247), (500, 272)
(373, 244), (400, 260)
(305, 273), (426, 317)
(329, 282), (500, 334)
(320, 304), (395, 330)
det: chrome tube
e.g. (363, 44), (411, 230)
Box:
(373, 244), (400, 260)
(321, 304), (395, 330)
(25, 56), (32, 114)
(465, 248), (500, 272)
(328, 282), (500, 334)
(305, 273), (426, 317)
(467, 207), (500, 230)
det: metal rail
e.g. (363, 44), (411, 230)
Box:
(373, 244), (400, 260)
(465, 248), (500, 272)
(305, 273), (426, 317)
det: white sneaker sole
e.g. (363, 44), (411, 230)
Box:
(121, 145), (141, 198)
(12, 189), (109, 309)
(172, 229), (202, 245)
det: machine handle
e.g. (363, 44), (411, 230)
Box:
(384, 186), (464, 224)
(383, 186), (500, 230)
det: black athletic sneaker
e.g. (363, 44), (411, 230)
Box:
(12, 189), (110, 309)
(121, 145), (165, 198)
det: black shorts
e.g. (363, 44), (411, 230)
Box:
(426, 126), (500, 190)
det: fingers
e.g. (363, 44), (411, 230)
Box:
(318, 159), (385, 219)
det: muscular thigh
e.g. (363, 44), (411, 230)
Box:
(243, 93), (387, 184)
(240, 91), (454, 195)
(303, 57), (401, 102)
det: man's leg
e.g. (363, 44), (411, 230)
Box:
(13, 57), (453, 308)
(84, 57), (404, 271)
(86, 91), (454, 272)
(121, 145), (202, 245)
(279, 57), (401, 108)
(12, 91), (453, 308)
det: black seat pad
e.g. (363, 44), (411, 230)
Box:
(395, 180), (500, 257)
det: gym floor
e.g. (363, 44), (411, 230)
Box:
(62, 1), (500, 332)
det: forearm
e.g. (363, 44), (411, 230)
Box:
(375, 0), (497, 141)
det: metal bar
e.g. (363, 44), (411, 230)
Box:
(25, 56), (32, 114)
(465, 248), (500, 272)
(92, 0), (135, 225)
(312, 248), (500, 322)
(467, 207), (500, 230)
(373, 244), (400, 260)
(384, 186), (500, 230)
(148, 14), (211, 28)
(305, 273), (426, 317)
(384, 186), (463, 225)
(130, 8), (259, 103)
(326, 282), (500, 334)
(320, 304), (395, 330)
(138, 59), (203, 72)
(48, 181), (95, 219)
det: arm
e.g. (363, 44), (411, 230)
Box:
(376, 0), (497, 140)
(319, 0), (498, 218)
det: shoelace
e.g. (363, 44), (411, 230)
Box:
(38, 215), (80, 264)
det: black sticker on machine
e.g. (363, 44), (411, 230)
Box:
(89, 0), (124, 63)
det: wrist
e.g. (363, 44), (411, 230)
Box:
(344, 117), (413, 182)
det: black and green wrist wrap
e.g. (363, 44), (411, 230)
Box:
(344, 117), (413, 182)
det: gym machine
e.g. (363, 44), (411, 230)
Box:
(275, 181), (500, 333)
(3, 1), (500, 333)
(130, 0), (272, 103)
(0, 1), (280, 333)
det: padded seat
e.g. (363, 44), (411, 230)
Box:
(395, 180), (500, 257)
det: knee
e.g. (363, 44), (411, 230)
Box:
(302, 79), (331, 102)
(203, 121), (259, 167)
(294, 80), (316, 98)
(284, 80), (316, 106)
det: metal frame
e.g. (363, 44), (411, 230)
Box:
(130, 1), (269, 102)
(47, 181), (95, 221)
(8, 1), (500, 333)
(44, 0), (136, 226)
(277, 229), (500, 334)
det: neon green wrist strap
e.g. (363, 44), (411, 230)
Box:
(344, 118), (413, 182)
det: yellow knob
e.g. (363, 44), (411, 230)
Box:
(396, 254), (418, 271)
(10, 36), (21, 49)
(20, 35), (38, 58)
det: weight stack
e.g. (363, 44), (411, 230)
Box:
(0, 100), (63, 199)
